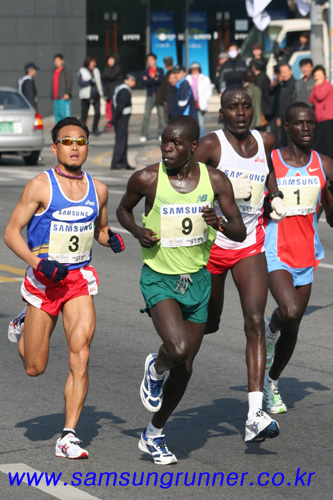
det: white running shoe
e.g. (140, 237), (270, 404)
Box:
(8, 307), (27, 343)
(55, 433), (88, 459)
(264, 379), (287, 414)
(140, 136), (147, 142)
(140, 353), (165, 412)
(138, 431), (177, 465)
(245, 409), (280, 443)
(265, 318), (278, 370)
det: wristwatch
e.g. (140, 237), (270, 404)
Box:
(217, 215), (227, 232)
(270, 191), (284, 200)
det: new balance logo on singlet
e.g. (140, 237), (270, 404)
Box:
(195, 194), (208, 203)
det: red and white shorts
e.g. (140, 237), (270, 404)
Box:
(206, 239), (265, 275)
(21, 265), (99, 316)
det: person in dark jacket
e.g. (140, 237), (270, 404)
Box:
(19, 62), (39, 110)
(294, 58), (314, 106)
(273, 63), (296, 148)
(217, 43), (247, 94)
(243, 68), (262, 129)
(102, 54), (122, 131)
(252, 58), (272, 121)
(248, 43), (268, 70)
(50, 54), (72, 124)
(155, 56), (174, 122)
(166, 72), (178, 121)
(111, 74), (136, 170)
(140, 53), (164, 142)
(169, 65), (198, 121)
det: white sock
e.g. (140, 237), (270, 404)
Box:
(150, 362), (164, 380)
(63, 428), (75, 434)
(145, 421), (164, 438)
(267, 321), (279, 339)
(248, 391), (263, 418)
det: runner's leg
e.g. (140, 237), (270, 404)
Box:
(62, 295), (95, 430)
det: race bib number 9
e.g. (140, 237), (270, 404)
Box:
(278, 176), (320, 216)
(160, 203), (210, 247)
(48, 221), (94, 263)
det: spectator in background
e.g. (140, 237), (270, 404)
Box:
(309, 65), (333, 159)
(102, 54), (122, 132)
(78, 56), (104, 136)
(215, 52), (228, 90)
(273, 63), (296, 147)
(166, 71), (178, 121)
(186, 62), (212, 137)
(248, 43), (267, 69)
(140, 53), (164, 142)
(155, 56), (174, 123)
(243, 68), (262, 129)
(110, 74), (136, 170)
(284, 32), (310, 62)
(252, 58), (272, 123)
(295, 58), (314, 106)
(217, 43), (247, 94)
(169, 65), (197, 121)
(50, 54), (72, 124)
(19, 62), (39, 110)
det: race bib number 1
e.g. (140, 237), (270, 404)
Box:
(278, 176), (321, 216)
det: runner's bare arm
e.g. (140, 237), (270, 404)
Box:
(193, 133), (221, 168)
(262, 132), (279, 193)
(117, 167), (161, 248)
(205, 167), (246, 242)
(93, 180), (112, 246)
(3, 174), (50, 269)
(319, 154), (333, 227)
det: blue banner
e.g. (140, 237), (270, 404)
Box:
(182, 11), (209, 78)
(150, 11), (178, 69)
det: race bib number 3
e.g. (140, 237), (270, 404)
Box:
(160, 203), (210, 248)
(48, 221), (94, 263)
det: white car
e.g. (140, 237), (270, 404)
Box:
(0, 87), (44, 165)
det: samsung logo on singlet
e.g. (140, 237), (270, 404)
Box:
(224, 169), (266, 183)
(161, 203), (209, 216)
(278, 177), (319, 187)
(52, 206), (94, 221)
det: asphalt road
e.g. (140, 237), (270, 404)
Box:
(0, 121), (332, 499)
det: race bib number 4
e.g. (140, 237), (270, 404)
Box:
(224, 169), (266, 215)
(48, 221), (94, 263)
(236, 181), (264, 214)
(160, 203), (210, 247)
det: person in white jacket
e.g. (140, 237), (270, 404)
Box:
(186, 62), (213, 137)
(78, 56), (104, 135)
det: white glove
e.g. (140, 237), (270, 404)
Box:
(271, 197), (287, 223)
(231, 172), (253, 200)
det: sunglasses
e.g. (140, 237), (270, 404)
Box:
(55, 137), (89, 146)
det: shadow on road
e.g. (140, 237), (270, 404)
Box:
(15, 405), (126, 446)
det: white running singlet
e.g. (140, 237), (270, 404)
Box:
(213, 129), (269, 249)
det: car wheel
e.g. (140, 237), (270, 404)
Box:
(24, 151), (40, 166)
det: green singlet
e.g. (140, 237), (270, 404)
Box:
(142, 162), (216, 275)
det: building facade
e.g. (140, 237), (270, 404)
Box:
(0, 0), (298, 118)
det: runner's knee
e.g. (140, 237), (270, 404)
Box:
(68, 345), (90, 374)
(280, 302), (301, 324)
(244, 312), (264, 338)
(25, 361), (47, 377)
(167, 338), (191, 365)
